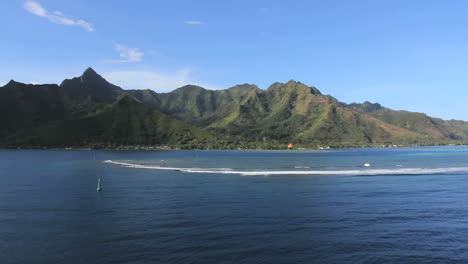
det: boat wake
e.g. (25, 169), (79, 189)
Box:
(103, 160), (468, 176)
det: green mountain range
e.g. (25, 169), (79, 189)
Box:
(1, 68), (467, 149)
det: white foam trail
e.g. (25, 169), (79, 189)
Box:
(103, 160), (468, 176)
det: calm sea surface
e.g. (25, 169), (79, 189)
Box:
(2, 147), (468, 263)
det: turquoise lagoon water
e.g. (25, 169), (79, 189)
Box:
(2, 147), (468, 263)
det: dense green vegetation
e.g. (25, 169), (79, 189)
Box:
(1, 68), (468, 149)
(4, 96), (219, 149)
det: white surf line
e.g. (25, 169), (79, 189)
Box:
(103, 160), (468, 176)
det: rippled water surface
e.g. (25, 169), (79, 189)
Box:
(2, 147), (468, 263)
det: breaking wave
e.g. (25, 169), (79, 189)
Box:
(103, 160), (468, 176)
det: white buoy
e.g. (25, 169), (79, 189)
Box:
(363, 163), (371, 167)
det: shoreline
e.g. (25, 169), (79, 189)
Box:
(1, 143), (466, 151)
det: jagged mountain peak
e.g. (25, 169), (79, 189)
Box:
(267, 80), (321, 95)
(226, 84), (261, 96)
(228, 83), (258, 89)
(4, 79), (19, 87)
(361, 101), (383, 111)
(82, 67), (97, 76)
(3, 67), (468, 149)
(173, 84), (207, 93)
(286, 79), (300, 84)
(60, 67), (121, 91)
(79, 67), (108, 84)
(347, 101), (384, 112)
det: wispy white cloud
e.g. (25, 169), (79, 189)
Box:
(23, 1), (94, 32)
(185, 20), (206, 25)
(104, 44), (144, 63)
(103, 68), (218, 92)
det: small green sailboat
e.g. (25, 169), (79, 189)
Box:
(97, 178), (102, 191)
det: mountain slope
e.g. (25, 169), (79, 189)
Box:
(345, 102), (462, 140)
(3, 96), (216, 149)
(0, 81), (67, 138)
(2, 67), (468, 149)
(170, 80), (432, 146)
(127, 84), (262, 126)
(59, 67), (125, 117)
(0, 68), (129, 138)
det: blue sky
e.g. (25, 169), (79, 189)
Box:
(1, 0), (468, 120)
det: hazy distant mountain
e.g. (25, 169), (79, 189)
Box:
(344, 101), (468, 140)
(1, 67), (467, 149)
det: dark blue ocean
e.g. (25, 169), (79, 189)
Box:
(2, 147), (468, 263)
